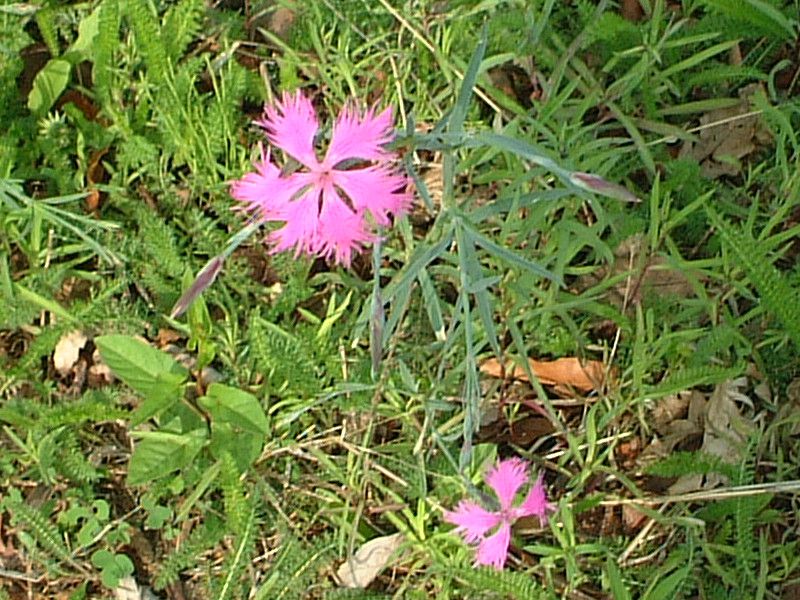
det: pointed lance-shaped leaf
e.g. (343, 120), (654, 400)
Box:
(170, 255), (225, 319)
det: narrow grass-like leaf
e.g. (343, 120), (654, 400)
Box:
(461, 220), (562, 284)
(660, 40), (739, 79)
(644, 364), (744, 399)
(418, 267), (445, 342)
(449, 23), (487, 134)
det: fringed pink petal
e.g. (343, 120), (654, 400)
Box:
(324, 104), (395, 166)
(513, 472), (554, 526)
(443, 501), (502, 543)
(314, 186), (373, 266)
(257, 91), (320, 168)
(229, 151), (311, 221)
(474, 522), (511, 570)
(486, 458), (529, 512)
(331, 167), (411, 226)
(266, 188), (321, 258)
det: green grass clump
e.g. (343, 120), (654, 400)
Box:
(1, 0), (800, 598)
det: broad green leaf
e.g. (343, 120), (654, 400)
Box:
(95, 335), (188, 425)
(91, 550), (134, 589)
(199, 383), (269, 436)
(127, 429), (207, 485)
(27, 58), (70, 114)
(206, 422), (263, 472)
(69, 6), (100, 56)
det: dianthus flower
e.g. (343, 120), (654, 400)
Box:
(230, 91), (411, 266)
(443, 458), (553, 569)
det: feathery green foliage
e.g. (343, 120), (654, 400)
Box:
(3, 493), (75, 568)
(249, 316), (319, 396)
(707, 208), (800, 349)
(452, 565), (550, 599)
(154, 515), (226, 590)
(212, 496), (259, 600)
(93, 0), (120, 105)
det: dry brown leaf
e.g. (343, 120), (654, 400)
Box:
(622, 504), (648, 532)
(651, 391), (692, 433)
(335, 533), (404, 588)
(679, 83), (772, 178)
(575, 234), (698, 310)
(639, 391), (706, 467)
(776, 378), (800, 436)
(669, 378), (754, 494)
(621, 0), (644, 21)
(88, 347), (115, 387)
(480, 357), (608, 393)
(53, 330), (88, 376)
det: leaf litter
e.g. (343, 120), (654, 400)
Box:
(640, 377), (755, 494)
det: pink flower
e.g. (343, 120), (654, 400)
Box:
(443, 458), (553, 569)
(230, 91), (411, 266)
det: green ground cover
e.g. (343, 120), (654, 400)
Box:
(2, 0), (800, 598)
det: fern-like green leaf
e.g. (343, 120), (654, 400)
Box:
(124, 0), (169, 83)
(453, 565), (550, 599)
(154, 515), (225, 590)
(6, 498), (75, 567)
(645, 451), (738, 481)
(644, 364), (745, 399)
(707, 208), (800, 349)
(93, 0), (120, 105)
(219, 452), (248, 535)
(213, 496), (258, 600)
(249, 317), (318, 396)
(162, 0), (206, 63)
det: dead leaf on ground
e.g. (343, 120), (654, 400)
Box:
(776, 378), (800, 436)
(679, 83), (772, 178)
(480, 356), (609, 393)
(621, 0), (644, 21)
(335, 533), (404, 589)
(640, 379), (754, 494)
(575, 234), (699, 310)
(88, 347), (115, 388)
(675, 377), (754, 492)
(622, 504), (648, 533)
(53, 330), (88, 376)
(114, 576), (161, 600)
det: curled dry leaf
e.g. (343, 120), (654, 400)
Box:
(575, 234), (699, 310)
(335, 533), (404, 589)
(480, 357), (609, 393)
(53, 330), (88, 376)
(679, 83), (772, 179)
(88, 347), (115, 387)
(641, 379), (755, 494)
